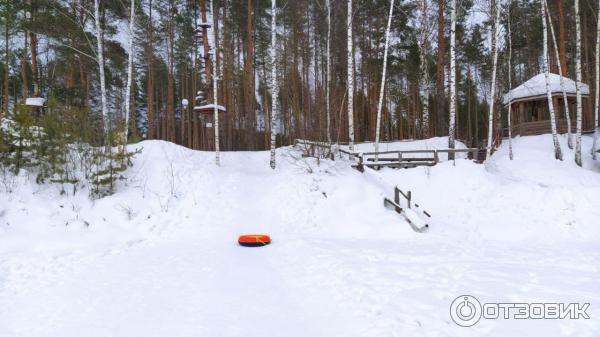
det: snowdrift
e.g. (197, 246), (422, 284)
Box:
(0, 134), (598, 337)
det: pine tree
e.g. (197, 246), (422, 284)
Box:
(325, 0), (331, 144)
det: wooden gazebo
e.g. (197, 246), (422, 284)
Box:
(503, 73), (594, 136)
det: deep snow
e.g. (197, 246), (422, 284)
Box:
(0, 134), (598, 337)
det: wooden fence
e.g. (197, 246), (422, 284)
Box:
(383, 186), (430, 233)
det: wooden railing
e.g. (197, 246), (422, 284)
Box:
(350, 148), (481, 171)
(295, 139), (483, 169)
(383, 186), (430, 233)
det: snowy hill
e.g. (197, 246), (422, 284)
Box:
(0, 135), (598, 336)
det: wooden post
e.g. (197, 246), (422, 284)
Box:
(394, 187), (401, 212)
(407, 190), (412, 208)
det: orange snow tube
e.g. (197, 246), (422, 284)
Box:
(238, 234), (271, 247)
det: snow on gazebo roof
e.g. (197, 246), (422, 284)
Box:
(502, 73), (590, 105)
(25, 97), (45, 107)
(194, 104), (226, 112)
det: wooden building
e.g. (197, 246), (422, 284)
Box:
(502, 73), (594, 136)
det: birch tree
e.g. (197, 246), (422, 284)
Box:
(123, 0), (136, 149)
(374, 0), (394, 159)
(485, 0), (500, 160)
(94, 0), (109, 141)
(417, 0), (433, 139)
(507, 1), (514, 160)
(542, 0), (563, 160)
(448, 0), (457, 155)
(269, 0), (279, 169)
(574, 0), (583, 166)
(544, 0), (572, 149)
(347, 0), (354, 152)
(326, 0), (331, 143)
(593, 0), (600, 159)
(210, 0), (220, 166)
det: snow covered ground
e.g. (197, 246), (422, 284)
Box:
(0, 134), (598, 337)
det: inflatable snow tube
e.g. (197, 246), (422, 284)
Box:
(238, 235), (271, 247)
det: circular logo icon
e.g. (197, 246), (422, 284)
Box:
(450, 295), (482, 327)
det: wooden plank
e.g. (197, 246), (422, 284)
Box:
(383, 198), (429, 233)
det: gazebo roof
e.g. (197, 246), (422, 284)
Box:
(502, 73), (590, 105)
(194, 104), (226, 113)
(25, 97), (45, 107)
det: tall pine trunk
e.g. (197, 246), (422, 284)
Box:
(374, 0), (394, 159)
(326, 0), (331, 143)
(542, 0), (563, 160)
(574, 0), (583, 166)
(146, 0), (155, 139)
(166, 0), (175, 142)
(269, 0), (279, 169)
(244, 0), (255, 150)
(557, 0), (567, 75)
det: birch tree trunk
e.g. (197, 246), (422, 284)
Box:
(508, 1), (514, 160)
(544, 0), (572, 149)
(418, 0), (431, 139)
(123, 0), (135, 149)
(448, 0), (457, 156)
(94, 0), (109, 142)
(593, 0), (600, 159)
(269, 0), (279, 169)
(574, 0), (583, 166)
(3, 8), (9, 116)
(210, 0), (220, 166)
(347, 0), (354, 152)
(485, 1), (500, 160)
(326, 0), (331, 143)
(374, 0), (394, 160)
(542, 0), (563, 160)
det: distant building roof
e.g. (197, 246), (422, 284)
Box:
(194, 104), (226, 112)
(502, 73), (590, 105)
(25, 97), (45, 107)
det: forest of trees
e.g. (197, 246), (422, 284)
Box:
(1, 0), (599, 157)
